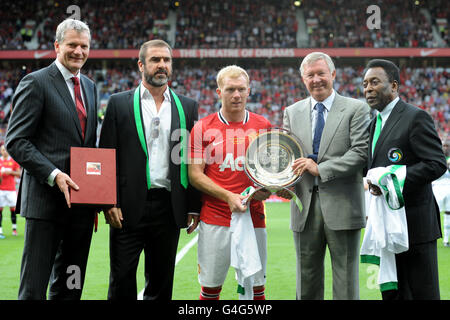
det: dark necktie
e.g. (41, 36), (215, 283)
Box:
(309, 102), (325, 163)
(71, 77), (87, 140)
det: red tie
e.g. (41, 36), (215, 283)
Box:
(71, 77), (87, 140)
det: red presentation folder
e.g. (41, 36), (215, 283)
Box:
(70, 147), (117, 205)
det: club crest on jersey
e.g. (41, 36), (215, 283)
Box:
(232, 137), (246, 145)
(387, 148), (403, 163)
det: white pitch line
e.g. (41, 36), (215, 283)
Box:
(175, 233), (199, 265)
(138, 233), (199, 300)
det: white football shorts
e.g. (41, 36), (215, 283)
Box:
(197, 221), (267, 288)
(0, 190), (17, 208)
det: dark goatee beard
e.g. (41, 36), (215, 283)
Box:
(144, 70), (169, 87)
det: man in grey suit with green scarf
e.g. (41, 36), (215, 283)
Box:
(283, 52), (370, 300)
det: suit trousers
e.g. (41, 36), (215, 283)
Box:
(382, 240), (440, 300)
(108, 188), (180, 300)
(293, 189), (360, 300)
(18, 210), (95, 300)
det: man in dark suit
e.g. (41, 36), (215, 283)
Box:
(5, 19), (98, 300)
(99, 39), (201, 300)
(363, 59), (447, 300)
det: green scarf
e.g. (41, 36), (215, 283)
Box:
(133, 85), (188, 190)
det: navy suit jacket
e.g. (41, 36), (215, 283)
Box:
(6, 62), (98, 220)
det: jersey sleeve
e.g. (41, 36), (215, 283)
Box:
(189, 120), (205, 162)
(13, 160), (20, 171)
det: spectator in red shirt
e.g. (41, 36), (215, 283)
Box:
(0, 144), (21, 238)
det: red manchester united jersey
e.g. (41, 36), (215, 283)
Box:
(0, 156), (20, 191)
(190, 110), (272, 227)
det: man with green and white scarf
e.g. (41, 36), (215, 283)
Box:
(99, 40), (201, 300)
(363, 59), (447, 300)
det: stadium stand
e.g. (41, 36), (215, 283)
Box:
(174, 0), (298, 48)
(302, 0), (448, 48)
(0, 0), (448, 148)
(0, 0), (448, 50)
(3, 62), (447, 146)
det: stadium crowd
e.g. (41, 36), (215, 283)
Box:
(174, 0), (297, 48)
(182, 65), (450, 143)
(0, 63), (448, 147)
(303, 0), (446, 48)
(0, 0), (448, 50)
(0, 0), (172, 50)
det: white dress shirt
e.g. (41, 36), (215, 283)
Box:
(140, 83), (172, 191)
(54, 59), (86, 107)
(377, 97), (399, 130)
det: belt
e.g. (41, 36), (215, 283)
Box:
(147, 188), (170, 200)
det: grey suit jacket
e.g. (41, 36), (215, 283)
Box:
(283, 92), (370, 231)
(6, 62), (98, 220)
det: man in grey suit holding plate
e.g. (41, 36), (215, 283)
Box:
(6, 19), (98, 300)
(283, 52), (370, 299)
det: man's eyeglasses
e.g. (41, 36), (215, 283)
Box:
(151, 116), (160, 139)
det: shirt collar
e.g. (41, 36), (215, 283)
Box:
(54, 59), (80, 82)
(310, 89), (335, 112)
(218, 109), (250, 125)
(140, 83), (171, 102)
(379, 96), (399, 120)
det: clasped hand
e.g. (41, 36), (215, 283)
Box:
(291, 157), (319, 177)
(367, 180), (382, 196)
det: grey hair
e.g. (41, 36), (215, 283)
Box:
(55, 19), (91, 43)
(299, 52), (335, 77)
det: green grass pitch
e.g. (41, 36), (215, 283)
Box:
(0, 203), (449, 300)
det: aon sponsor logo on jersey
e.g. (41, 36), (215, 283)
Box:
(219, 153), (245, 172)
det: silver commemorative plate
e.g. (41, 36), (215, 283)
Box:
(245, 128), (304, 189)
